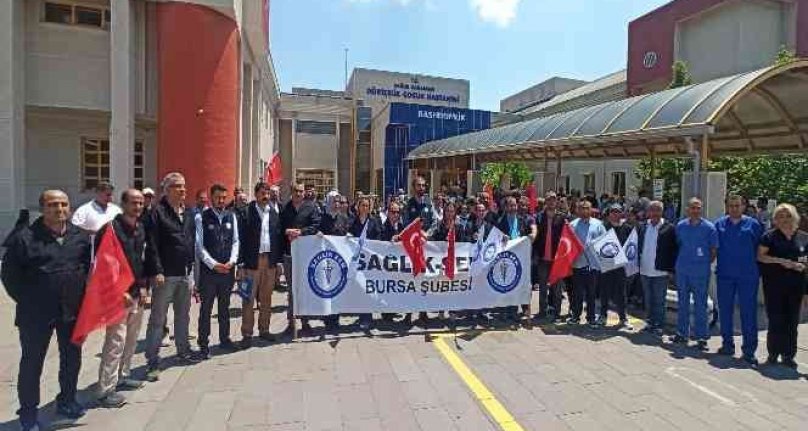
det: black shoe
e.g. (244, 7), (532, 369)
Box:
(240, 337), (253, 350)
(98, 391), (127, 408)
(671, 334), (688, 344)
(145, 366), (160, 382)
(259, 332), (276, 342)
(565, 317), (580, 325)
(300, 322), (313, 336)
(782, 358), (798, 369)
(717, 345), (735, 356)
(20, 421), (41, 431)
(765, 355), (779, 365)
(741, 354), (758, 366)
(696, 340), (708, 351)
(198, 347), (211, 360)
(220, 340), (239, 352)
(177, 350), (202, 364)
(56, 400), (86, 419)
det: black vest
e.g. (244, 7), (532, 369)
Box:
(201, 208), (236, 272)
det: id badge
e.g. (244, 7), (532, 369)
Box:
(696, 247), (704, 257)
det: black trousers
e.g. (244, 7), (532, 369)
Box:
(571, 268), (598, 323)
(17, 319), (82, 426)
(598, 269), (627, 321)
(535, 261), (562, 316)
(762, 281), (804, 360)
(198, 276), (233, 348)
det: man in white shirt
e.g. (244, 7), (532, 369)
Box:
(637, 201), (678, 334)
(71, 182), (122, 234)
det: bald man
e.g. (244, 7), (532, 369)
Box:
(2, 190), (92, 430)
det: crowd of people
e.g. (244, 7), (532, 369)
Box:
(1, 171), (806, 431)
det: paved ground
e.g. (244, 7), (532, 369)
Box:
(1, 284), (807, 431)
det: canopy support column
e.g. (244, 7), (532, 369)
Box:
(555, 152), (562, 191)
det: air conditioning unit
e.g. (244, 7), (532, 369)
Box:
(681, 171), (727, 220)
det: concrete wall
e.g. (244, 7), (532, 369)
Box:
(676, 0), (794, 83)
(628, 0), (808, 95)
(25, 0), (111, 110)
(24, 109), (156, 208)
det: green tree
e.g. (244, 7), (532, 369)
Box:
(480, 162), (532, 188)
(668, 61), (693, 89)
(635, 155), (808, 213)
(775, 45), (796, 66)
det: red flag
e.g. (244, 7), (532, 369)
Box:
(526, 182), (538, 215)
(265, 152), (283, 185)
(547, 223), (584, 286)
(400, 218), (427, 276)
(71, 227), (134, 345)
(444, 225), (456, 279)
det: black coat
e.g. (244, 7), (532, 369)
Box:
(319, 212), (351, 236)
(431, 220), (471, 243)
(467, 220), (494, 244)
(145, 197), (196, 277)
(239, 201), (283, 268)
(1, 218), (91, 326)
(97, 215), (148, 298)
(348, 215), (382, 240)
(380, 218), (405, 241)
(533, 211), (567, 262)
(604, 221), (633, 244)
(279, 200), (322, 256)
(404, 196), (436, 233)
(637, 220), (678, 273)
(496, 214), (532, 239)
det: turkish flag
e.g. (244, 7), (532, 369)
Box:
(400, 218), (427, 276)
(444, 225), (456, 279)
(265, 152), (283, 185)
(547, 223), (584, 286)
(526, 182), (538, 215)
(71, 226), (135, 345)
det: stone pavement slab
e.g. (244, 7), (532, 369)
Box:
(1, 286), (808, 431)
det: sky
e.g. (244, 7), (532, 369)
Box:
(270, 0), (671, 112)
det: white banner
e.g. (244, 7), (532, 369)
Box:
(291, 235), (532, 315)
(591, 229), (628, 273)
(623, 228), (639, 277)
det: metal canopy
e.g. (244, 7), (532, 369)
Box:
(406, 61), (808, 162)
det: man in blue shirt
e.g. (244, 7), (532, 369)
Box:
(714, 194), (763, 364)
(569, 200), (607, 327)
(674, 197), (718, 350)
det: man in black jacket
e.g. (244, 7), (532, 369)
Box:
(404, 176), (436, 235)
(533, 191), (567, 320)
(95, 189), (150, 409)
(2, 190), (91, 430)
(239, 181), (283, 347)
(599, 204), (634, 328)
(280, 183), (322, 336)
(495, 196), (536, 321)
(143, 172), (200, 382)
(637, 200), (678, 334)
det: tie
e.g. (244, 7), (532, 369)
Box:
(510, 216), (518, 239)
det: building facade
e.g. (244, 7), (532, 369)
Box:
(0, 0), (279, 237)
(279, 67), (488, 199)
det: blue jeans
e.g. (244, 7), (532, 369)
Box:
(641, 275), (668, 329)
(676, 273), (710, 340)
(717, 276), (759, 356)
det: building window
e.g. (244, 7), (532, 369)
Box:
(296, 120), (336, 135)
(81, 138), (144, 191)
(558, 175), (570, 194)
(295, 169), (335, 198)
(583, 173), (596, 194)
(611, 171), (626, 197)
(133, 141), (145, 190)
(43, 2), (110, 30)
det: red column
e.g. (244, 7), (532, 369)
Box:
(156, 2), (240, 195)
